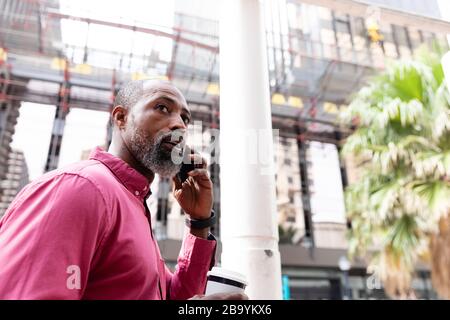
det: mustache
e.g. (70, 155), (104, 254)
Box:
(158, 131), (185, 145)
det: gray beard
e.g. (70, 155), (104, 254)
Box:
(129, 128), (182, 178)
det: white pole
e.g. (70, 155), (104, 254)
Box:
(437, 0), (450, 47)
(219, 0), (282, 299)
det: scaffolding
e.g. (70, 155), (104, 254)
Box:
(0, 0), (449, 246)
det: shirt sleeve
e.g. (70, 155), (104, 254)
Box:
(164, 233), (217, 300)
(0, 173), (110, 299)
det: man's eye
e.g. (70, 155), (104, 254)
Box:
(182, 117), (190, 125)
(156, 104), (169, 113)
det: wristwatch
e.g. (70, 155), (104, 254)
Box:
(185, 210), (216, 229)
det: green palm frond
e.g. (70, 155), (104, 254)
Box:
(413, 149), (450, 177)
(385, 215), (422, 261)
(410, 180), (450, 219)
(340, 42), (450, 298)
(383, 61), (427, 102)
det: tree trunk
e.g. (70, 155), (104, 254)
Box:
(430, 213), (450, 299)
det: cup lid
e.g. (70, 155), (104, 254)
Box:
(207, 267), (248, 286)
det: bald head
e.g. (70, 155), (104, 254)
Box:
(113, 80), (146, 112)
(114, 79), (183, 110)
(112, 79), (188, 127)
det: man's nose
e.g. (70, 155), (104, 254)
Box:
(169, 114), (187, 131)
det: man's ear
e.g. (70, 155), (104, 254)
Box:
(111, 105), (128, 130)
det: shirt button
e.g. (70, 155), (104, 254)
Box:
(135, 191), (140, 196)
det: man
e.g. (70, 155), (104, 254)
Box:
(0, 79), (245, 300)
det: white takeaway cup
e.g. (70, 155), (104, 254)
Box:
(205, 267), (248, 295)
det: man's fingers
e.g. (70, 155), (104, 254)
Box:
(188, 294), (205, 300)
(172, 174), (183, 190)
(196, 292), (249, 300)
(182, 178), (196, 195)
(187, 153), (207, 169)
(188, 170), (212, 191)
(188, 169), (210, 179)
(181, 179), (191, 190)
(228, 292), (249, 300)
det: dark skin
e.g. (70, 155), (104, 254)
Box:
(109, 80), (248, 300)
(109, 80), (212, 239)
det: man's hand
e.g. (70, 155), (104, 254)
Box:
(172, 152), (213, 221)
(189, 293), (249, 300)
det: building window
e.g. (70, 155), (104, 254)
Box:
(289, 194), (294, 204)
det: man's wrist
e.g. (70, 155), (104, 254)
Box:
(189, 227), (211, 239)
(189, 212), (212, 220)
(185, 210), (216, 230)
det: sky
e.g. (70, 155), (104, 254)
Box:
(59, 0), (175, 67)
(11, 103), (110, 180)
(438, 0), (450, 21)
(11, 103), (56, 180)
(438, 0), (450, 45)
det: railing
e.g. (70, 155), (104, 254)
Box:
(268, 31), (386, 71)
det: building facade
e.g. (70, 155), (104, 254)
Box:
(0, 0), (449, 298)
(156, 0), (447, 299)
(0, 149), (29, 217)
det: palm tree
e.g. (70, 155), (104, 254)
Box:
(339, 43), (450, 299)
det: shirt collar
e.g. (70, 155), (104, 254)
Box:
(89, 147), (152, 201)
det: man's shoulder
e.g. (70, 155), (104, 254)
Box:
(36, 159), (114, 184)
(1, 161), (115, 240)
(27, 159), (119, 197)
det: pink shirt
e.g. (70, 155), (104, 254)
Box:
(0, 147), (216, 300)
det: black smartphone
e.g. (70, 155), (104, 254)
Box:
(176, 162), (196, 182)
(176, 146), (204, 182)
